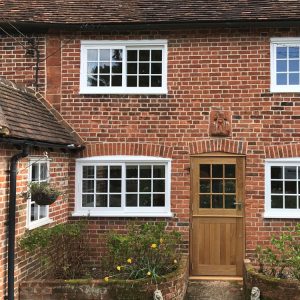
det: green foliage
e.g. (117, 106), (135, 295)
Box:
(19, 222), (88, 279)
(28, 182), (61, 198)
(255, 223), (300, 280)
(103, 222), (181, 282)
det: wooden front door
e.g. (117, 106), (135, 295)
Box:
(190, 156), (245, 276)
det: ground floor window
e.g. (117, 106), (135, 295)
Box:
(27, 157), (52, 229)
(265, 158), (300, 218)
(74, 156), (172, 217)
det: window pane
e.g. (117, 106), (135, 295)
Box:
(82, 194), (94, 207)
(96, 166), (108, 178)
(110, 166), (122, 178)
(153, 166), (165, 178)
(151, 63), (162, 74)
(139, 76), (149, 87)
(285, 166), (297, 179)
(96, 195), (108, 207)
(151, 76), (162, 87)
(289, 47), (299, 58)
(139, 50), (150, 61)
(31, 203), (39, 221)
(212, 194), (223, 208)
(99, 62), (110, 73)
(39, 205), (47, 218)
(285, 181), (297, 194)
(87, 49), (98, 61)
(127, 76), (137, 87)
(109, 195), (121, 207)
(200, 179), (210, 193)
(277, 60), (287, 72)
(96, 180), (108, 193)
(200, 164), (210, 178)
(31, 164), (39, 181)
(271, 166), (283, 179)
(126, 194), (138, 207)
(212, 180), (223, 193)
(140, 166), (151, 178)
(126, 180), (138, 192)
(285, 196), (297, 209)
(87, 75), (97, 86)
(99, 75), (110, 86)
(112, 49), (122, 61)
(139, 63), (149, 74)
(151, 50), (162, 61)
(271, 195), (283, 208)
(225, 195), (236, 209)
(87, 62), (98, 74)
(140, 180), (151, 192)
(99, 49), (110, 61)
(112, 75), (122, 86)
(289, 73), (299, 85)
(225, 165), (235, 178)
(277, 47), (287, 59)
(83, 180), (94, 193)
(112, 62), (122, 74)
(83, 166), (94, 178)
(153, 194), (165, 207)
(40, 163), (47, 181)
(126, 166), (138, 178)
(212, 165), (223, 178)
(289, 60), (299, 72)
(277, 73), (287, 85)
(271, 181), (283, 193)
(127, 50), (137, 61)
(127, 63), (137, 74)
(225, 180), (235, 193)
(110, 180), (121, 193)
(199, 195), (210, 208)
(153, 180), (165, 192)
(140, 194), (151, 206)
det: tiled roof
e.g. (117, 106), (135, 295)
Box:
(1, 1), (300, 25)
(0, 78), (83, 146)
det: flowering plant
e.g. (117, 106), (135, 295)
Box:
(102, 222), (181, 282)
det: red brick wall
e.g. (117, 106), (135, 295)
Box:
(56, 27), (300, 261)
(0, 143), (72, 298)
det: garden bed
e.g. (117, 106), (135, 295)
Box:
(243, 259), (300, 300)
(20, 256), (188, 300)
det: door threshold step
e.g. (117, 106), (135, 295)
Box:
(189, 276), (243, 281)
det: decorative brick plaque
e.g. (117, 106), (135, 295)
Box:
(209, 111), (231, 137)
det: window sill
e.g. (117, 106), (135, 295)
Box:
(26, 218), (53, 230)
(270, 86), (300, 93)
(72, 211), (174, 218)
(264, 212), (300, 219)
(79, 88), (168, 95)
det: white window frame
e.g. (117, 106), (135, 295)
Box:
(26, 157), (53, 230)
(264, 158), (300, 219)
(74, 156), (172, 217)
(270, 37), (300, 93)
(80, 40), (168, 94)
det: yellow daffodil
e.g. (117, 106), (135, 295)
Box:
(127, 258), (132, 264)
(147, 271), (151, 276)
(104, 277), (109, 282)
(174, 259), (178, 264)
(160, 238), (164, 244)
(117, 266), (121, 271)
(151, 243), (157, 249)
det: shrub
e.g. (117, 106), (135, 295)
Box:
(255, 223), (300, 280)
(103, 222), (181, 283)
(19, 222), (88, 279)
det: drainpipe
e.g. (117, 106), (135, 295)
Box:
(6, 146), (29, 300)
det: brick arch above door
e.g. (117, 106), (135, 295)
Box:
(189, 139), (247, 156)
(265, 143), (300, 159)
(80, 142), (173, 158)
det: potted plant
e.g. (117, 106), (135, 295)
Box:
(29, 182), (61, 205)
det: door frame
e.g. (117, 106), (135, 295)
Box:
(189, 152), (246, 276)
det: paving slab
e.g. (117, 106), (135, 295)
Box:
(186, 280), (244, 300)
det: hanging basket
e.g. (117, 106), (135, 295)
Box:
(31, 191), (58, 206)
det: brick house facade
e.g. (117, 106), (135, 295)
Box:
(1, 1), (300, 298)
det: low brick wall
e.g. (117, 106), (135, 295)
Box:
(243, 259), (300, 300)
(20, 256), (188, 300)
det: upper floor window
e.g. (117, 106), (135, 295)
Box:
(74, 156), (172, 217)
(27, 158), (52, 229)
(80, 40), (168, 94)
(265, 158), (300, 218)
(271, 38), (300, 93)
